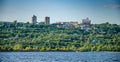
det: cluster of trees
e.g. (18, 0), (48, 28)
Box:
(0, 21), (120, 52)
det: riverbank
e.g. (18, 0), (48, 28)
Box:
(0, 50), (119, 52)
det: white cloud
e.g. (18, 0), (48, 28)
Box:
(104, 4), (120, 9)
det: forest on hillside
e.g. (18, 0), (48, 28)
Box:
(0, 22), (120, 52)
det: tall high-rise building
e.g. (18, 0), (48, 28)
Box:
(32, 15), (37, 24)
(45, 17), (50, 24)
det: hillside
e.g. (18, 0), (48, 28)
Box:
(0, 22), (120, 52)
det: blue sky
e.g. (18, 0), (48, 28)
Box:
(0, 0), (120, 24)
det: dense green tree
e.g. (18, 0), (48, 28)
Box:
(0, 22), (120, 51)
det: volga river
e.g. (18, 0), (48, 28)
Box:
(0, 52), (120, 62)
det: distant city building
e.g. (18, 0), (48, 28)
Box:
(54, 22), (70, 28)
(0, 21), (13, 25)
(39, 22), (45, 24)
(70, 21), (80, 28)
(45, 17), (50, 24)
(70, 21), (78, 26)
(0, 21), (24, 24)
(80, 17), (91, 30)
(52, 21), (80, 28)
(32, 15), (37, 24)
(82, 17), (91, 26)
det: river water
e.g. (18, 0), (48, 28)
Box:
(0, 52), (120, 62)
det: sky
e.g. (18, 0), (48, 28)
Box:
(0, 0), (120, 24)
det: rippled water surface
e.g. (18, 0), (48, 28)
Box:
(0, 52), (120, 62)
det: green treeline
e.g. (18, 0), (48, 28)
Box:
(0, 22), (120, 52)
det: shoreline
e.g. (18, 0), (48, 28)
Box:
(0, 50), (119, 52)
